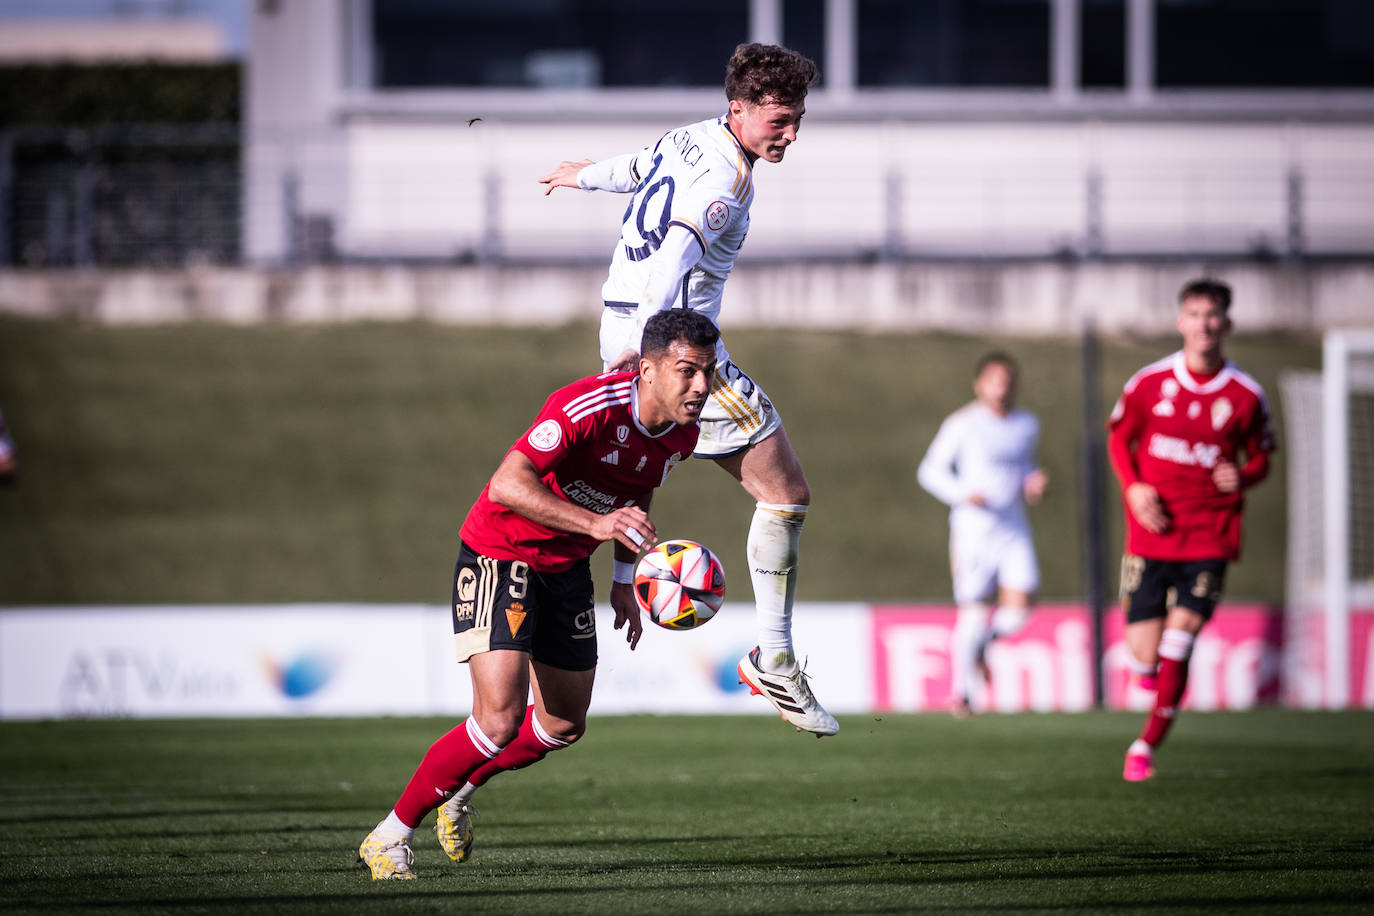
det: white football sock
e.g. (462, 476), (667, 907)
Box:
(379, 809), (414, 840)
(452, 783), (477, 804)
(950, 604), (991, 701)
(749, 502), (807, 674)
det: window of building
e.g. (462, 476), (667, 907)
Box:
(783, 0), (826, 86)
(1081, 0), (1126, 88)
(372, 0), (748, 88)
(1156, 0), (1374, 88)
(856, 0), (1051, 87)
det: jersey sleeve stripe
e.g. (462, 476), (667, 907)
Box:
(563, 381), (634, 422)
(669, 218), (707, 253)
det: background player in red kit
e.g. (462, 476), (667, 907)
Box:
(358, 310), (718, 879)
(1107, 278), (1276, 782)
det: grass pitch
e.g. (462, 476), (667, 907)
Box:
(1, 711), (1370, 913)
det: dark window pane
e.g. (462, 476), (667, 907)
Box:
(857, 0), (1051, 87)
(1081, 0), (1125, 87)
(372, 0), (748, 88)
(1156, 0), (1374, 88)
(783, 0), (826, 87)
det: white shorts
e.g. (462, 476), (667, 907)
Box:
(599, 308), (781, 459)
(950, 523), (1040, 605)
(694, 358), (783, 458)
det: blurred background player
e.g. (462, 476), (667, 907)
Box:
(538, 43), (837, 736)
(1108, 278), (1275, 782)
(359, 311), (718, 879)
(918, 352), (1048, 717)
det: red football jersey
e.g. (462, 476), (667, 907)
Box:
(1107, 352), (1275, 561)
(459, 370), (699, 572)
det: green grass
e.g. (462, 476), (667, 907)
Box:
(0, 319), (1318, 605)
(0, 712), (1370, 913)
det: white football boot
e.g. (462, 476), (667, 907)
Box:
(737, 647), (839, 737)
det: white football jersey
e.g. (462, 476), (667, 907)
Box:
(579, 115), (753, 364)
(918, 403), (1042, 533)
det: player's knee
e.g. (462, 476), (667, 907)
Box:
(479, 712), (526, 747)
(992, 605), (1029, 636)
(1159, 628), (1196, 662)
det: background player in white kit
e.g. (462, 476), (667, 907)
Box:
(918, 352), (1048, 717)
(538, 43), (837, 736)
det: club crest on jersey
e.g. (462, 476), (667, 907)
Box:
(1212, 397), (1233, 430)
(661, 452), (684, 485)
(616, 424), (630, 444)
(1162, 379), (1180, 398)
(706, 201), (730, 231)
(529, 419), (562, 452)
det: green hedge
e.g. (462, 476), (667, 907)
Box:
(0, 63), (239, 126)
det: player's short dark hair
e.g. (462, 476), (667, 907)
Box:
(1178, 278), (1232, 313)
(641, 310), (719, 360)
(725, 43), (819, 106)
(975, 350), (1018, 380)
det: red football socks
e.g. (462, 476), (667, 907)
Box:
(468, 704), (570, 788)
(393, 718), (503, 828)
(1140, 656), (1188, 747)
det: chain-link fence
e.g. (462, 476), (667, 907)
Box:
(2, 124), (238, 267)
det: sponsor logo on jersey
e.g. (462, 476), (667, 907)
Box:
(1152, 398), (1175, 417)
(529, 419), (562, 452)
(1162, 379), (1180, 398)
(454, 601), (475, 623)
(600, 451), (619, 465)
(1188, 401), (1202, 419)
(1212, 397), (1233, 430)
(706, 200), (730, 231)
(1147, 433), (1222, 469)
(566, 479), (621, 514)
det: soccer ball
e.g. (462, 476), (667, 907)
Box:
(633, 539), (726, 630)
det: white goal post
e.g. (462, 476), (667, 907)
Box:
(1281, 329), (1374, 709)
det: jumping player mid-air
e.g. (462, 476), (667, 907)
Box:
(539, 42), (836, 737)
(1108, 278), (1275, 781)
(918, 352), (1047, 717)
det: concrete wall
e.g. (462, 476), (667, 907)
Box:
(2, 261), (1370, 334)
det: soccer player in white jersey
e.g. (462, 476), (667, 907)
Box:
(918, 352), (1048, 717)
(539, 42), (837, 736)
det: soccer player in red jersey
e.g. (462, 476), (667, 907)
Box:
(1107, 278), (1276, 782)
(358, 310), (718, 879)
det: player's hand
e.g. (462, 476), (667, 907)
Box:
(610, 581), (644, 650)
(967, 493), (990, 508)
(538, 159), (594, 196)
(1126, 482), (1170, 534)
(594, 506), (657, 554)
(1212, 460), (1241, 493)
(1024, 469), (1049, 505)
(608, 348), (640, 373)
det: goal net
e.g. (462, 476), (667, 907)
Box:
(1280, 329), (1374, 708)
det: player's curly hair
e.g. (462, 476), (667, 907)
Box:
(725, 42), (819, 106)
(641, 310), (719, 359)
